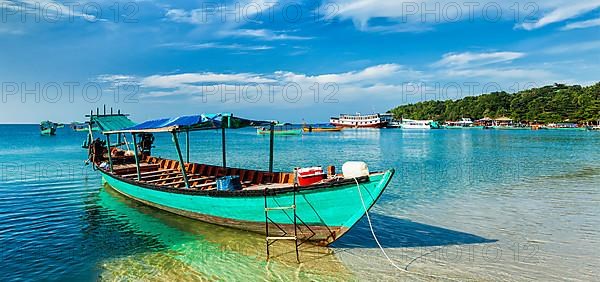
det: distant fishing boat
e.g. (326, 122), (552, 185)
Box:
(257, 123), (302, 135)
(302, 124), (342, 132)
(330, 113), (389, 128)
(85, 112), (394, 246)
(400, 119), (441, 129)
(40, 121), (57, 135)
(70, 122), (93, 132)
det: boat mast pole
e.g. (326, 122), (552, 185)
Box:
(105, 134), (114, 173)
(268, 122), (274, 173)
(172, 131), (190, 188)
(221, 123), (226, 169)
(132, 133), (141, 181)
(185, 129), (190, 163)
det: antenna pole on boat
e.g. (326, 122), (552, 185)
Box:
(268, 122), (274, 173)
(185, 129), (190, 163)
(221, 123), (226, 169)
(132, 133), (141, 181)
(105, 134), (114, 173)
(171, 131), (190, 188)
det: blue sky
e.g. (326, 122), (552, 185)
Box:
(1, 0), (599, 123)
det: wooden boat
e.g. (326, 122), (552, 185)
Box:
(256, 123), (302, 135)
(70, 122), (98, 132)
(302, 125), (342, 132)
(40, 120), (57, 135)
(86, 112), (394, 246)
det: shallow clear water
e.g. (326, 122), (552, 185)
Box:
(1, 125), (599, 281)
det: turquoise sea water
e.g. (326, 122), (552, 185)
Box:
(1, 125), (599, 281)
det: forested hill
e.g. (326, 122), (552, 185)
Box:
(389, 83), (600, 123)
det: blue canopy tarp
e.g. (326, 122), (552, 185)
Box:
(104, 113), (271, 133)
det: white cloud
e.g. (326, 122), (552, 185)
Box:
(141, 72), (278, 88)
(95, 51), (570, 110)
(433, 52), (526, 68)
(277, 64), (423, 85)
(443, 68), (554, 81)
(561, 17), (600, 30)
(163, 1), (313, 43)
(323, 0), (600, 32)
(95, 64), (424, 108)
(158, 42), (273, 51)
(517, 1), (600, 30)
(165, 0), (277, 25)
(543, 40), (600, 54)
(223, 29), (313, 41)
(432, 51), (555, 83)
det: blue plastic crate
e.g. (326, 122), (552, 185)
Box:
(216, 175), (242, 191)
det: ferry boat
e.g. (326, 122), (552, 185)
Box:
(400, 119), (441, 129)
(330, 113), (389, 128)
(85, 112), (395, 246)
(444, 118), (474, 129)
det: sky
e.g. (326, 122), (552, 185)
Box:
(0, 0), (599, 123)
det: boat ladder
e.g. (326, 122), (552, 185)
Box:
(264, 184), (315, 263)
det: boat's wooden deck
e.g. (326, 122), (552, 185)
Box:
(108, 156), (297, 190)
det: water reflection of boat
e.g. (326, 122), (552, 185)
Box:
(96, 187), (353, 280)
(86, 112), (395, 246)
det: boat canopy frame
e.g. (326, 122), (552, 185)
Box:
(92, 111), (277, 189)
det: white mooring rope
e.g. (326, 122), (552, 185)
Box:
(353, 178), (407, 272)
(353, 178), (461, 281)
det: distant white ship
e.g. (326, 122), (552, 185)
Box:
(400, 119), (441, 129)
(330, 113), (390, 128)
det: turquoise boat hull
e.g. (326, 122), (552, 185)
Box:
(100, 169), (394, 245)
(40, 128), (56, 135)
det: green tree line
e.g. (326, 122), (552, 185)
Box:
(389, 83), (600, 123)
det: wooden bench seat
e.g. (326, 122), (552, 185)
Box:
(113, 163), (159, 175)
(122, 168), (177, 178)
(145, 174), (204, 184)
(169, 176), (215, 185)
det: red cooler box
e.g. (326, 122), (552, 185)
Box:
(297, 166), (325, 186)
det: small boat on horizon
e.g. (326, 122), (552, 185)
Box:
(70, 122), (98, 132)
(40, 120), (58, 136)
(256, 123), (302, 135)
(302, 124), (342, 132)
